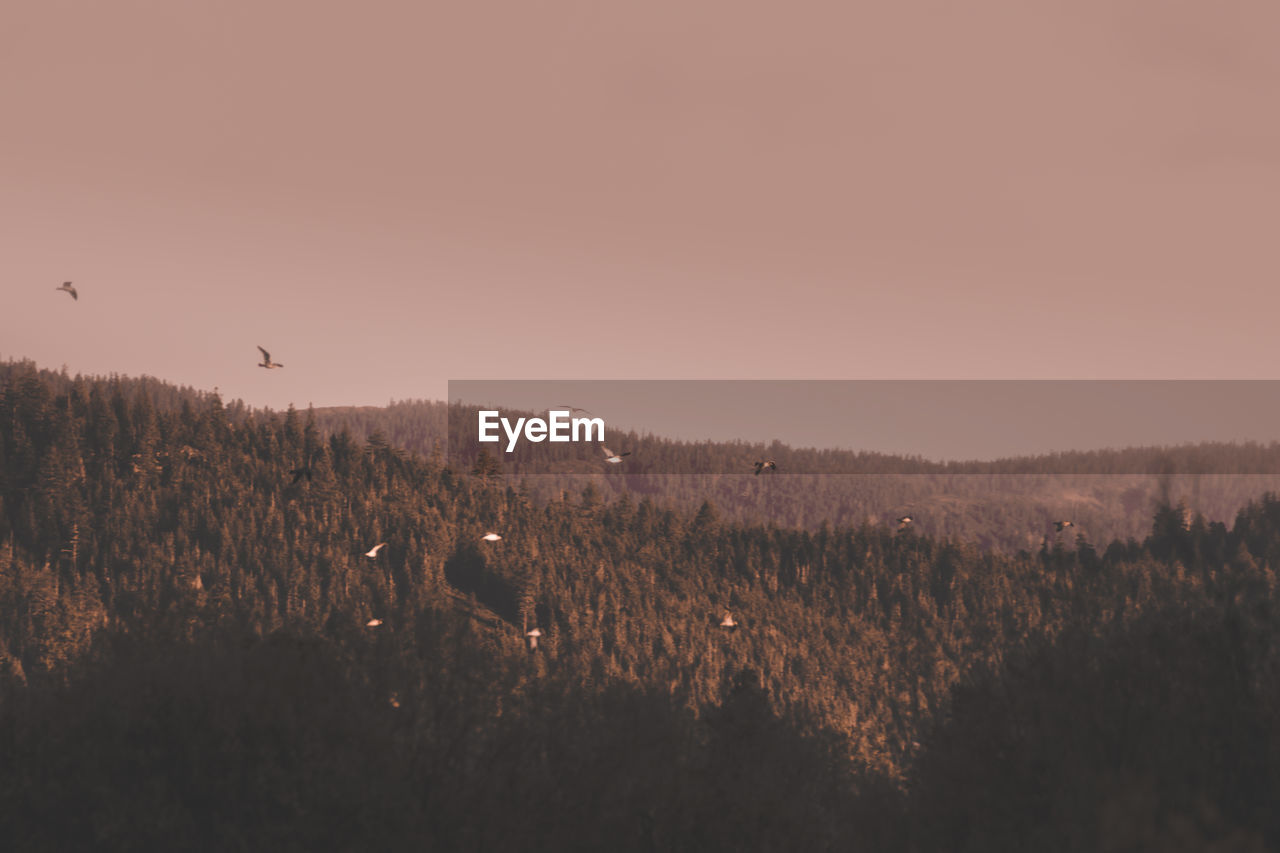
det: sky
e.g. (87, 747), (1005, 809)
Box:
(4, 0), (1280, 451)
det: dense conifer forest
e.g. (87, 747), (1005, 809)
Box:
(2, 360), (1279, 850)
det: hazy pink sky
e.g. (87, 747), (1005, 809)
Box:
(4, 0), (1279, 413)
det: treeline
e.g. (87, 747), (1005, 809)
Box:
(9, 361), (1279, 550)
(310, 398), (1280, 551)
(1, 362), (1279, 849)
(0, 358), (253, 423)
(314, 398), (1280, 476)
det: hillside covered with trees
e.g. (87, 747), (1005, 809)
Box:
(311, 398), (1280, 553)
(2, 361), (1278, 850)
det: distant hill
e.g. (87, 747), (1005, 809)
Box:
(309, 399), (1280, 552)
(6, 361), (1277, 552)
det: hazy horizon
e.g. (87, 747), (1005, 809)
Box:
(13, 358), (1280, 463)
(448, 379), (1280, 463)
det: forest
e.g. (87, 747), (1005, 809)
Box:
(1, 359), (1278, 851)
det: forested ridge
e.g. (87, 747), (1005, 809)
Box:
(2, 361), (1279, 850)
(311, 398), (1280, 552)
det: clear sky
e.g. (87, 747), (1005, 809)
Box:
(4, 1), (1280, 425)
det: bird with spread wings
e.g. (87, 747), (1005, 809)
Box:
(257, 346), (284, 369)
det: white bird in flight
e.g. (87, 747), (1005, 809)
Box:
(754, 460), (776, 475)
(897, 515), (913, 528)
(720, 613), (738, 629)
(602, 446), (632, 464)
(257, 345), (284, 369)
(366, 618), (383, 628)
(365, 543), (387, 558)
(481, 532), (502, 542)
(56, 281), (78, 301)
(1054, 520), (1074, 532)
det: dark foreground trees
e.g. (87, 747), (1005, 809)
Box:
(911, 603), (1280, 852)
(0, 633), (878, 852)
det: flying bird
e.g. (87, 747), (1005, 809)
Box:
(1054, 520), (1074, 532)
(553, 405), (592, 417)
(526, 627), (543, 650)
(897, 515), (913, 528)
(56, 281), (78, 300)
(481, 532), (502, 542)
(602, 446), (632, 464)
(365, 543), (387, 558)
(366, 618), (383, 628)
(720, 613), (738, 629)
(257, 346), (284, 369)
(754, 460), (776, 475)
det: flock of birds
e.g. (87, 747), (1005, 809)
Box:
(51, 283), (1079, 651)
(354, 520), (775, 639)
